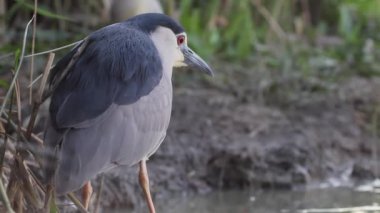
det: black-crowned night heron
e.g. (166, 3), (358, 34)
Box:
(44, 13), (212, 212)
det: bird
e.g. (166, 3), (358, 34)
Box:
(43, 13), (213, 212)
(102, 0), (163, 23)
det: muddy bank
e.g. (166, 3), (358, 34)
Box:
(92, 76), (380, 210)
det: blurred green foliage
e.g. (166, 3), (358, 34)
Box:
(1, 0), (380, 82)
(173, 0), (380, 107)
(180, 0), (254, 59)
(7, 0), (72, 22)
(180, 1), (379, 53)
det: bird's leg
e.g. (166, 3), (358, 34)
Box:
(139, 160), (156, 213)
(81, 181), (93, 210)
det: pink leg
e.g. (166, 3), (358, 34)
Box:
(81, 181), (93, 210)
(139, 160), (156, 213)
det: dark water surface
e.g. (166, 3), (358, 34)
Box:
(112, 187), (380, 213)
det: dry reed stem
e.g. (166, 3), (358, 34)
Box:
(26, 52), (54, 139)
(29, 0), (38, 105)
(15, 158), (40, 209)
(0, 120), (13, 212)
(26, 166), (45, 194)
(24, 40), (82, 58)
(14, 80), (21, 124)
(0, 177), (14, 213)
(251, 0), (287, 41)
(0, 17), (49, 212)
(42, 38), (87, 103)
(67, 193), (88, 213)
(37, 53), (54, 103)
(0, 16), (34, 118)
(10, 80), (41, 210)
(0, 117), (43, 146)
(0, 40), (81, 62)
(42, 185), (53, 213)
(0, 0), (5, 43)
(0, 121), (4, 134)
(94, 175), (104, 213)
(0, 122), (6, 176)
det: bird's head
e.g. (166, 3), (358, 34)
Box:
(130, 13), (213, 76)
(173, 32), (213, 76)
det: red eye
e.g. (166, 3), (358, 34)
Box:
(177, 35), (185, 45)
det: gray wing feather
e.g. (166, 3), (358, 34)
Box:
(53, 79), (172, 194)
(49, 23), (162, 129)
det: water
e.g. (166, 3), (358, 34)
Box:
(110, 187), (380, 213)
(152, 188), (380, 213)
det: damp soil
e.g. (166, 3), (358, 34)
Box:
(88, 73), (380, 211)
